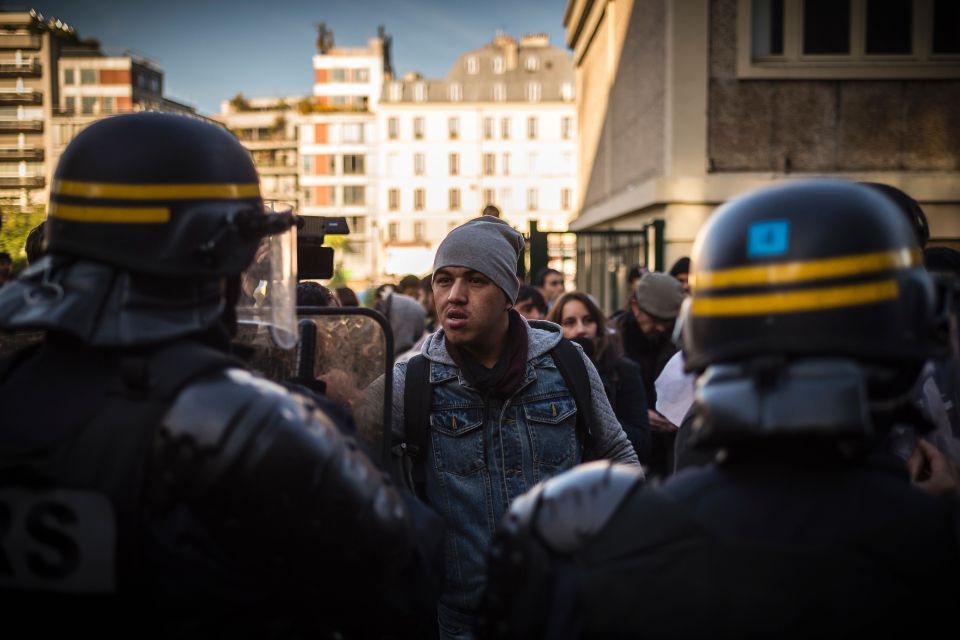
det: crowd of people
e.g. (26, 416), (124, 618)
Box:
(0, 112), (958, 638)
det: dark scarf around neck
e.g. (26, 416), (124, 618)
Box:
(446, 309), (528, 399)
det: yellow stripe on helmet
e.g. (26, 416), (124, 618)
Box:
(53, 180), (261, 200)
(692, 249), (919, 290)
(50, 203), (170, 223)
(691, 279), (900, 317)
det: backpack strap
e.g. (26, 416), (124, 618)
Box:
(399, 354), (432, 495)
(551, 338), (595, 456)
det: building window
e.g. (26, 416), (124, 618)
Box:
(934, 0), (960, 53)
(502, 153), (510, 176)
(483, 153), (495, 176)
(500, 117), (510, 139)
(343, 154), (365, 175)
(449, 188), (461, 211)
(562, 116), (573, 139)
(414, 152), (425, 175)
(354, 68), (370, 82)
(527, 116), (537, 139)
(388, 117), (399, 140)
(331, 68), (347, 82)
(302, 155), (314, 174)
(525, 55), (539, 71)
(493, 56), (505, 74)
(64, 96), (75, 114)
(80, 69), (96, 84)
(448, 117), (460, 140)
(561, 82), (574, 101)
(483, 188), (495, 207)
(865, 0), (913, 54)
(414, 221), (425, 241)
(528, 152), (539, 175)
(414, 188), (425, 210)
(527, 188), (538, 211)
(303, 188), (313, 207)
(803, 0), (851, 54)
(389, 82), (403, 101)
(483, 117), (494, 140)
(388, 222), (399, 241)
(64, 68), (75, 84)
(414, 83), (427, 102)
(561, 188), (572, 210)
(449, 83), (463, 101)
(343, 185), (365, 205)
(342, 123), (364, 143)
(466, 56), (479, 74)
(350, 216), (366, 234)
(81, 96), (96, 114)
(413, 117), (425, 139)
(526, 82), (542, 102)
(493, 83), (506, 102)
(389, 188), (400, 211)
(102, 96), (114, 114)
(449, 153), (460, 176)
(326, 155), (338, 175)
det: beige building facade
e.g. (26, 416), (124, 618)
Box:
(564, 0), (960, 306)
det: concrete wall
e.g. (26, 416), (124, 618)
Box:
(708, 0), (960, 173)
(580, 0), (667, 211)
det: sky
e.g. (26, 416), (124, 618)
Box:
(26, 0), (571, 115)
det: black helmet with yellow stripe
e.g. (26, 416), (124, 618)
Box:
(46, 112), (293, 276)
(682, 179), (942, 373)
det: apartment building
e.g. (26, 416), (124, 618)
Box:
(0, 8), (197, 213)
(217, 95), (301, 204)
(563, 0), (960, 309)
(377, 34), (577, 276)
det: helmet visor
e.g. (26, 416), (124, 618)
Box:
(235, 206), (298, 349)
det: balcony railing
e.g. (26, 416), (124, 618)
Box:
(0, 34), (42, 50)
(0, 147), (43, 160)
(0, 119), (43, 132)
(0, 175), (45, 188)
(0, 60), (41, 77)
(0, 90), (42, 105)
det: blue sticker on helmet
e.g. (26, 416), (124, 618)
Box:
(747, 220), (790, 258)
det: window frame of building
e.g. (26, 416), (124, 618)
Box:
(414, 152), (425, 176)
(414, 83), (427, 102)
(102, 96), (114, 114)
(501, 117), (511, 139)
(413, 116), (425, 140)
(562, 116), (574, 139)
(414, 188), (426, 211)
(354, 68), (370, 83)
(449, 188), (461, 211)
(64, 68), (75, 85)
(448, 116), (460, 140)
(466, 55), (479, 74)
(414, 220), (425, 241)
(64, 95), (75, 114)
(483, 188), (495, 207)
(449, 83), (463, 101)
(525, 55), (540, 71)
(483, 152), (496, 176)
(493, 83), (506, 102)
(341, 123), (365, 143)
(527, 188), (538, 211)
(388, 116), (399, 140)
(483, 117), (494, 140)
(389, 82), (403, 101)
(81, 96), (96, 115)
(449, 152), (460, 176)
(493, 56), (505, 74)
(526, 82), (542, 102)
(79, 68), (96, 85)
(737, 0), (960, 79)
(343, 154), (365, 175)
(502, 152), (510, 176)
(331, 68), (347, 82)
(343, 185), (366, 206)
(389, 188), (400, 211)
(527, 116), (538, 140)
(561, 82), (574, 101)
(561, 188), (572, 210)
(388, 222), (399, 241)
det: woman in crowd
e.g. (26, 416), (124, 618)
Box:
(547, 292), (651, 463)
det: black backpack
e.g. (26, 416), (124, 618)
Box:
(394, 338), (594, 496)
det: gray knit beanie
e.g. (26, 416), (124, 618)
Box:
(433, 217), (523, 302)
(634, 272), (684, 320)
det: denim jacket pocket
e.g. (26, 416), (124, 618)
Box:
(524, 397), (578, 468)
(430, 407), (485, 476)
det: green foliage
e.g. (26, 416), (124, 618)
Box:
(0, 205), (45, 274)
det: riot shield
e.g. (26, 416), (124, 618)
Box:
(238, 307), (394, 465)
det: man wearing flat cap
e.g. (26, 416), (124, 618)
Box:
(389, 217), (638, 638)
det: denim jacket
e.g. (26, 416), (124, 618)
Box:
(391, 319), (639, 614)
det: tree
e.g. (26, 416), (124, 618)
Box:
(0, 205), (46, 275)
(229, 92), (250, 111)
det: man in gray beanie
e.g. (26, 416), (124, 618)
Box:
(390, 216), (638, 638)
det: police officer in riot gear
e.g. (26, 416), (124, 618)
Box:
(480, 180), (960, 639)
(0, 113), (442, 636)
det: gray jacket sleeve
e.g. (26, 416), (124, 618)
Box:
(353, 361), (407, 446)
(580, 350), (641, 466)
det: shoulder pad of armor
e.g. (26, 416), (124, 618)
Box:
(508, 460), (644, 554)
(161, 367), (326, 450)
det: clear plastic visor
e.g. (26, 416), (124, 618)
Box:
(235, 216), (298, 350)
